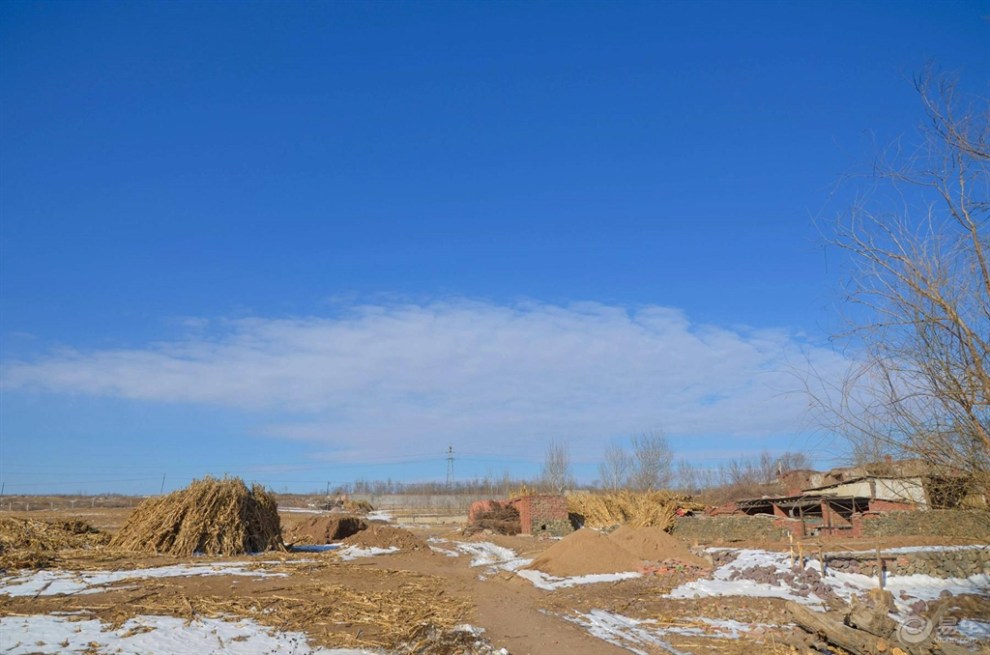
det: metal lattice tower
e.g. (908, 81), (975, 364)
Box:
(445, 445), (454, 487)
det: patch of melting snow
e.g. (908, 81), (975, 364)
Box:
(335, 545), (400, 561)
(0, 562), (291, 598)
(438, 540), (531, 571)
(516, 569), (641, 590)
(566, 610), (690, 655)
(666, 548), (990, 616)
(0, 614), (377, 655)
(955, 619), (990, 640)
(427, 540), (461, 557)
(366, 510), (393, 522)
(568, 610), (783, 655)
(436, 539), (644, 589)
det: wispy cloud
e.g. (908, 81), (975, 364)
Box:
(2, 300), (847, 461)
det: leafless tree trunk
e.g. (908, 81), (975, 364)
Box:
(541, 439), (572, 494)
(599, 444), (631, 491)
(629, 430), (673, 491)
(811, 70), (990, 498)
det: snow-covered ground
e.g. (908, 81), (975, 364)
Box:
(667, 548), (990, 616)
(0, 614), (376, 655)
(0, 561), (293, 597)
(429, 538), (643, 589)
(567, 610), (783, 655)
(366, 509), (393, 522)
(336, 545), (400, 561)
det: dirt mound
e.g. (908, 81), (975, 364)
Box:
(109, 476), (284, 556)
(285, 515), (367, 545)
(607, 525), (709, 567)
(342, 525), (426, 551)
(526, 528), (641, 576)
(0, 517), (109, 570)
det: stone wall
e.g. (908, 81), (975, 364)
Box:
(859, 510), (990, 539)
(672, 515), (791, 543)
(827, 547), (990, 579)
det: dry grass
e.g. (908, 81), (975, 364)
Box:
(109, 477), (283, 556)
(0, 561), (475, 654)
(0, 516), (109, 570)
(568, 490), (698, 531)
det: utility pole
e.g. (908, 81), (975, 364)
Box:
(446, 445), (454, 488)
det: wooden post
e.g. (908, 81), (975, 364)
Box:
(789, 533), (795, 566)
(875, 538), (884, 589)
(818, 541), (826, 577)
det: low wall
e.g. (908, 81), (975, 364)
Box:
(671, 515), (791, 543)
(827, 546), (990, 579)
(859, 509), (990, 539)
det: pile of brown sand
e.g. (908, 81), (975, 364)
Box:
(0, 517), (109, 570)
(284, 516), (367, 545)
(526, 528), (641, 576)
(607, 525), (709, 568)
(109, 476), (284, 556)
(342, 525), (427, 551)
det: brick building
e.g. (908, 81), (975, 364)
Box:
(509, 494), (573, 537)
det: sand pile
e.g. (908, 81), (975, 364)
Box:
(285, 516), (367, 545)
(607, 525), (709, 568)
(526, 528), (641, 576)
(343, 525), (427, 551)
(109, 476), (284, 556)
(0, 517), (109, 570)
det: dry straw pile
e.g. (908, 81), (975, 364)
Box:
(109, 477), (284, 556)
(0, 517), (109, 570)
(567, 490), (696, 531)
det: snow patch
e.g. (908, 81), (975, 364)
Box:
(516, 569), (641, 591)
(666, 548), (990, 615)
(0, 614), (375, 655)
(0, 562), (290, 598)
(335, 546), (400, 561)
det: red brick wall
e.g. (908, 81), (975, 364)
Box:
(509, 494), (568, 534)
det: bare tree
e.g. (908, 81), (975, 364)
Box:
(541, 439), (573, 494)
(599, 444), (631, 491)
(629, 430), (673, 491)
(812, 70), (990, 493)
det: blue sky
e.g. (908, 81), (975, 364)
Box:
(1, 1), (988, 494)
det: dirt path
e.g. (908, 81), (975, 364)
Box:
(385, 547), (631, 655)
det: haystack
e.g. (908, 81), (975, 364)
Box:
(0, 517), (108, 570)
(567, 490), (690, 530)
(109, 477), (284, 556)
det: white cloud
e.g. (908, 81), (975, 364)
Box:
(2, 300), (848, 461)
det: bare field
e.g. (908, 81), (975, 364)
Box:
(1, 504), (989, 655)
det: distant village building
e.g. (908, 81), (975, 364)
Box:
(713, 460), (986, 538)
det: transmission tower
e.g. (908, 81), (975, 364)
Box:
(445, 445), (454, 487)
